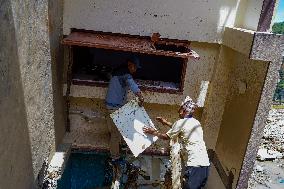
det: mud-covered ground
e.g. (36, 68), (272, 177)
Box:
(248, 109), (284, 189)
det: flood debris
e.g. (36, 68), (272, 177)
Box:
(41, 158), (63, 189)
(108, 156), (168, 189)
(257, 148), (283, 161)
(248, 109), (284, 189)
(170, 139), (182, 189)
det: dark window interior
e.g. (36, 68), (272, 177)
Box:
(72, 46), (185, 92)
(154, 43), (189, 53)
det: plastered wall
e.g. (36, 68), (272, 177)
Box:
(201, 27), (254, 150)
(10, 0), (57, 178)
(0, 0), (65, 186)
(234, 0), (263, 30)
(241, 0), (263, 30)
(63, 0), (263, 43)
(215, 52), (269, 188)
(0, 1), (34, 188)
(201, 46), (236, 150)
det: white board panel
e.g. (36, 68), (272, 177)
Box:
(110, 100), (158, 157)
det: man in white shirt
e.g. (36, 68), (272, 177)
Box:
(143, 96), (210, 189)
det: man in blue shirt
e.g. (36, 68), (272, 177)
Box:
(105, 56), (144, 160)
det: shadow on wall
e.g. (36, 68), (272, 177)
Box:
(0, 1), (34, 188)
(48, 0), (66, 148)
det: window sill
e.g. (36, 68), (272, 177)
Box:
(72, 78), (183, 94)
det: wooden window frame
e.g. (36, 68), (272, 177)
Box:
(63, 29), (199, 94)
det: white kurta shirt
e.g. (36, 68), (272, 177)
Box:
(166, 117), (210, 167)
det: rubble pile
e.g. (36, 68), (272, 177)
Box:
(261, 109), (284, 155)
(248, 109), (284, 189)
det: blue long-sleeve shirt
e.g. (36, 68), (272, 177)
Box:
(105, 71), (140, 109)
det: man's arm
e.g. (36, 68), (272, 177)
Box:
(125, 75), (144, 106)
(143, 127), (170, 140)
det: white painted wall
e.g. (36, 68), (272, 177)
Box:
(242, 0), (263, 30)
(63, 0), (256, 43)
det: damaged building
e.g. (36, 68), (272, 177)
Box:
(0, 0), (284, 188)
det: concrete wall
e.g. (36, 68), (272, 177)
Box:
(215, 52), (268, 188)
(242, 0), (263, 30)
(10, 0), (57, 178)
(63, 0), (264, 43)
(201, 27), (254, 150)
(0, 0), (65, 187)
(0, 1), (34, 188)
(201, 46), (236, 150)
(235, 0), (263, 30)
(48, 0), (66, 148)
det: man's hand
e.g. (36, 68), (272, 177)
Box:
(156, 117), (167, 124)
(136, 91), (144, 107)
(143, 126), (170, 140)
(138, 97), (144, 107)
(156, 116), (172, 127)
(143, 126), (156, 135)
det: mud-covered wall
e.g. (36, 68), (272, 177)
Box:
(201, 27), (254, 150)
(215, 52), (269, 188)
(63, 97), (180, 153)
(63, 0), (263, 43)
(0, 1), (34, 188)
(201, 46), (236, 150)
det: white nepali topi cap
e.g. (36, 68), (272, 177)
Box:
(180, 96), (198, 112)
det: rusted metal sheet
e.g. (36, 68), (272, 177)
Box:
(62, 30), (199, 59)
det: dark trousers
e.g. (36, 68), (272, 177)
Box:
(183, 166), (210, 189)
